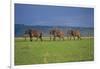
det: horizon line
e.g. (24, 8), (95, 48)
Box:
(15, 23), (94, 28)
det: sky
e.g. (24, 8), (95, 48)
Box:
(15, 3), (94, 27)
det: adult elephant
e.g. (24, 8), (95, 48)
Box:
(67, 30), (81, 40)
(50, 29), (64, 41)
(24, 29), (43, 41)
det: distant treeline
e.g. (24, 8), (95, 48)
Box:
(15, 24), (94, 37)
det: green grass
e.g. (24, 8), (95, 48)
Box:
(15, 37), (94, 65)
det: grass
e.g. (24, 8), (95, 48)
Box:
(15, 37), (94, 65)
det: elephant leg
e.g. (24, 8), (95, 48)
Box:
(39, 36), (43, 41)
(62, 36), (64, 41)
(50, 35), (52, 41)
(24, 35), (26, 40)
(73, 36), (75, 40)
(77, 35), (81, 40)
(59, 37), (61, 41)
(30, 36), (32, 41)
(53, 36), (56, 41)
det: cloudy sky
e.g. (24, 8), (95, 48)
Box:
(15, 4), (94, 27)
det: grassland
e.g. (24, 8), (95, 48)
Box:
(15, 37), (94, 65)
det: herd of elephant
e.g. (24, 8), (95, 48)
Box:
(24, 29), (81, 41)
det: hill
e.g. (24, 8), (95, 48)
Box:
(15, 24), (94, 37)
